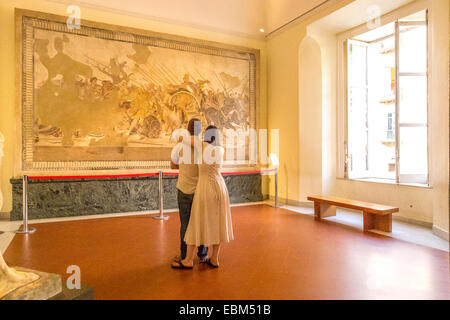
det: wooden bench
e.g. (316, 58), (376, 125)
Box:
(307, 195), (399, 232)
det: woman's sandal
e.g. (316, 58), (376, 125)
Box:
(205, 259), (219, 268)
(171, 261), (193, 269)
(199, 256), (208, 263)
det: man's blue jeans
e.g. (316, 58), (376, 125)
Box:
(177, 189), (208, 259)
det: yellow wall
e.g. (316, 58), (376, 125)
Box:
(429, 0), (449, 235)
(266, 0), (352, 203)
(266, 0), (449, 234)
(267, 25), (305, 202)
(299, 36), (322, 201)
(0, 0), (268, 213)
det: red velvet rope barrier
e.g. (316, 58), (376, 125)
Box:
(27, 169), (277, 180)
(221, 169), (276, 175)
(28, 173), (160, 180)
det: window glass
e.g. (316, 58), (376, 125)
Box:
(399, 25), (427, 73)
(399, 126), (427, 175)
(349, 43), (367, 87)
(398, 75), (427, 124)
(347, 41), (369, 179)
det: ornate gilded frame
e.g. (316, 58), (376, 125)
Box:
(15, 8), (259, 174)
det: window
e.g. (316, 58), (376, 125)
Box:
(387, 113), (394, 141)
(344, 10), (428, 185)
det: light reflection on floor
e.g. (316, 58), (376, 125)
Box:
(280, 203), (449, 252)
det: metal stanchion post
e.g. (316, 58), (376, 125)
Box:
(274, 168), (278, 208)
(265, 168), (279, 209)
(153, 171), (169, 220)
(15, 175), (36, 234)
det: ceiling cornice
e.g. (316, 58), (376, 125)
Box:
(265, 0), (354, 39)
(47, 0), (267, 41)
(47, 0), (358, 42)
(266, 0), (331, 37)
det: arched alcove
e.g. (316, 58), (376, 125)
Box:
(298, 36), (322, 201)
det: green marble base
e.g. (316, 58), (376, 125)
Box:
(1, 267), (62, 300)
(10, 173), (263, 220)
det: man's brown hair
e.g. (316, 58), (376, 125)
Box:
(187, 118), (202, 136)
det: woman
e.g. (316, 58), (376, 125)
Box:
(173, 125), (233, 269)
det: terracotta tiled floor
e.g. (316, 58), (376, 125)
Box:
(4, 205), (449, 299)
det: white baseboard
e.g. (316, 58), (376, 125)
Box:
(264, 195), (437, 229)
(392, 215), (433, 229)
(264, 195), (313, 208)
(432, 225), (449, 241)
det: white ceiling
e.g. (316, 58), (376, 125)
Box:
(309, 0), (414, 34)
(50, 0), (332, 37)
(265, 0), (329, 34)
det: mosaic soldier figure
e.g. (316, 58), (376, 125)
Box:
(0, 132), (39, 298)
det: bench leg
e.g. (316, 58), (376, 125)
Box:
(314, 202), (336, 220)
(363, 211), (392, 232)
(314, 202), (321, 220)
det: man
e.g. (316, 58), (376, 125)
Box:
(171, 118), (208, 268)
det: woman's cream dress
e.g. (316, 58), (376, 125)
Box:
(184, 143), (234, 246)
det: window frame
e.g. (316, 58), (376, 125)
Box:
(395, 19), (429, 184)
(336, 0), (431, 188)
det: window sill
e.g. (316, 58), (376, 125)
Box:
(337, 177), (432, 189)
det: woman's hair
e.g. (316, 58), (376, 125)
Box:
(187, 118), (202, 136)
(204, 125), (221, 146)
